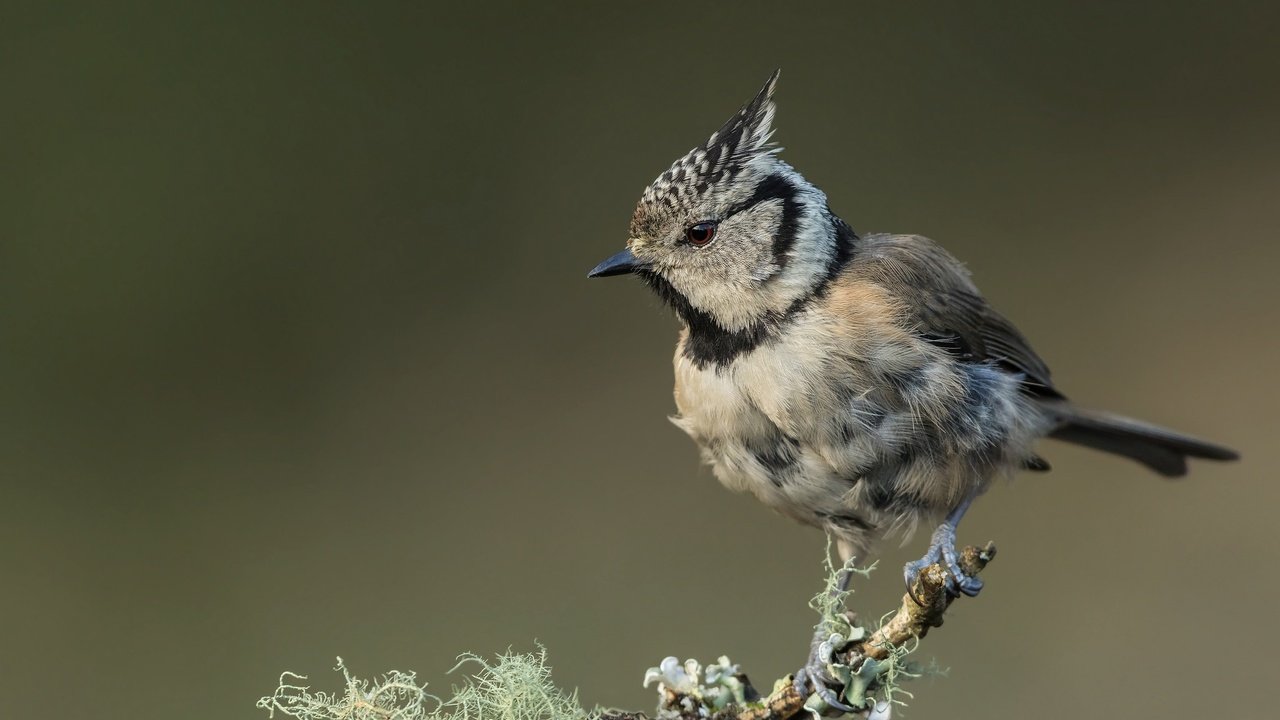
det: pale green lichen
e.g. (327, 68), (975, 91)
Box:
(642, 655), (751, 717)
(259, 649), (589, 720)
(801, 550), (939, 718)
(260, 552), (948, 720)
(443, 649), (589, 720)
(807, 544), (877, 643)
(258, 657), (439, 720)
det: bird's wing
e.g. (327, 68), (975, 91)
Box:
(853, 233), (1062, 399)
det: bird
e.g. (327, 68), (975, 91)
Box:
(588, 70), (1237, 709)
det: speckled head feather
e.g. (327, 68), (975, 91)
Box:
(631, 70), (781, 237)
(624, 70), (851, 351)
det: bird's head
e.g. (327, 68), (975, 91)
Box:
(589, 70), (848, 335)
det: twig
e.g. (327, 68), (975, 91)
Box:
(855, 542), (996, 662)
(607, 543), (995, 720)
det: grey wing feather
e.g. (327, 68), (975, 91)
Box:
(848, 235), (1238, 476)
(851, 235), (1238, 476)
(855, 234), (1061, 397)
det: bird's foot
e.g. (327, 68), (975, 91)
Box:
(902, 522), (984, 600)
(794, 626), (856, 715)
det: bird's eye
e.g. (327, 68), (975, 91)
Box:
(685, 221), (718, 247)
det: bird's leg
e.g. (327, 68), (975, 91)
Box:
(794, 564), (856, 713)
(903, 493), (984, 598)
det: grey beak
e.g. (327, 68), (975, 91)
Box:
(588, 248), (643, 278)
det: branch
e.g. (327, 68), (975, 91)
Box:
(616, 542), (996, 720)
(857, 542), (996, 662)
(260, 545), (996, 720)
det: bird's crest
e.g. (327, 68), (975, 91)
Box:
(636, 70), (782, 218)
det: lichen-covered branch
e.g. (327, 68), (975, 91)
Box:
(628, 543), (996, 720)
(261, 545), (995, 720)
(856, 542), (995, 662)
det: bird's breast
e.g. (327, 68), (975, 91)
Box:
(668, 309), (1047, 544)
(669, 319), (893, 527)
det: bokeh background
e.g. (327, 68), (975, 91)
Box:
(3, 2), (1278, 718)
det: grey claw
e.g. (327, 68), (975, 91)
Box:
(955, 573), (984, 597)
(795, 665), (856, 715)
(940, 541), (983, 597)
(902, 558), (930, 605)
(815, 683), (856, 714)
(904, 514), (985, 600)
(902, 559), (925, 588)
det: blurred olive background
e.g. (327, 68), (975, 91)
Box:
(3, 2), (1278, 718)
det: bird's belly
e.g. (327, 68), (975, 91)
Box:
(669, 354), (888, 530)
(671, 341), (1047, 551)
(676, 406), (959, 536)
(704, 433), (857, 523)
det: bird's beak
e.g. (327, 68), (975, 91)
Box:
(587, 248), (645, 278)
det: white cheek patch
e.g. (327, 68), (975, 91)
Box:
(665, 263), (774, 332)
(728, 201), (785, 282)
(643, 156), (848, 338)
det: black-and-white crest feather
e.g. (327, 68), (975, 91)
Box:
(625, 70), (853, 355)
(637, 70), (781, 216)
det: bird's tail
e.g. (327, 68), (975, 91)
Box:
(1039, 402), (1239, 478)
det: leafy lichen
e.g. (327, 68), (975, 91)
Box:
(643, 655), (752, 718)
(802, 550), (937, 718)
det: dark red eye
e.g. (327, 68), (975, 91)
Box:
(686, 221), (718, 247)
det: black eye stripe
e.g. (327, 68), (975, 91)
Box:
(723, 173), (800, 218)
(717, 173), (803, 269)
